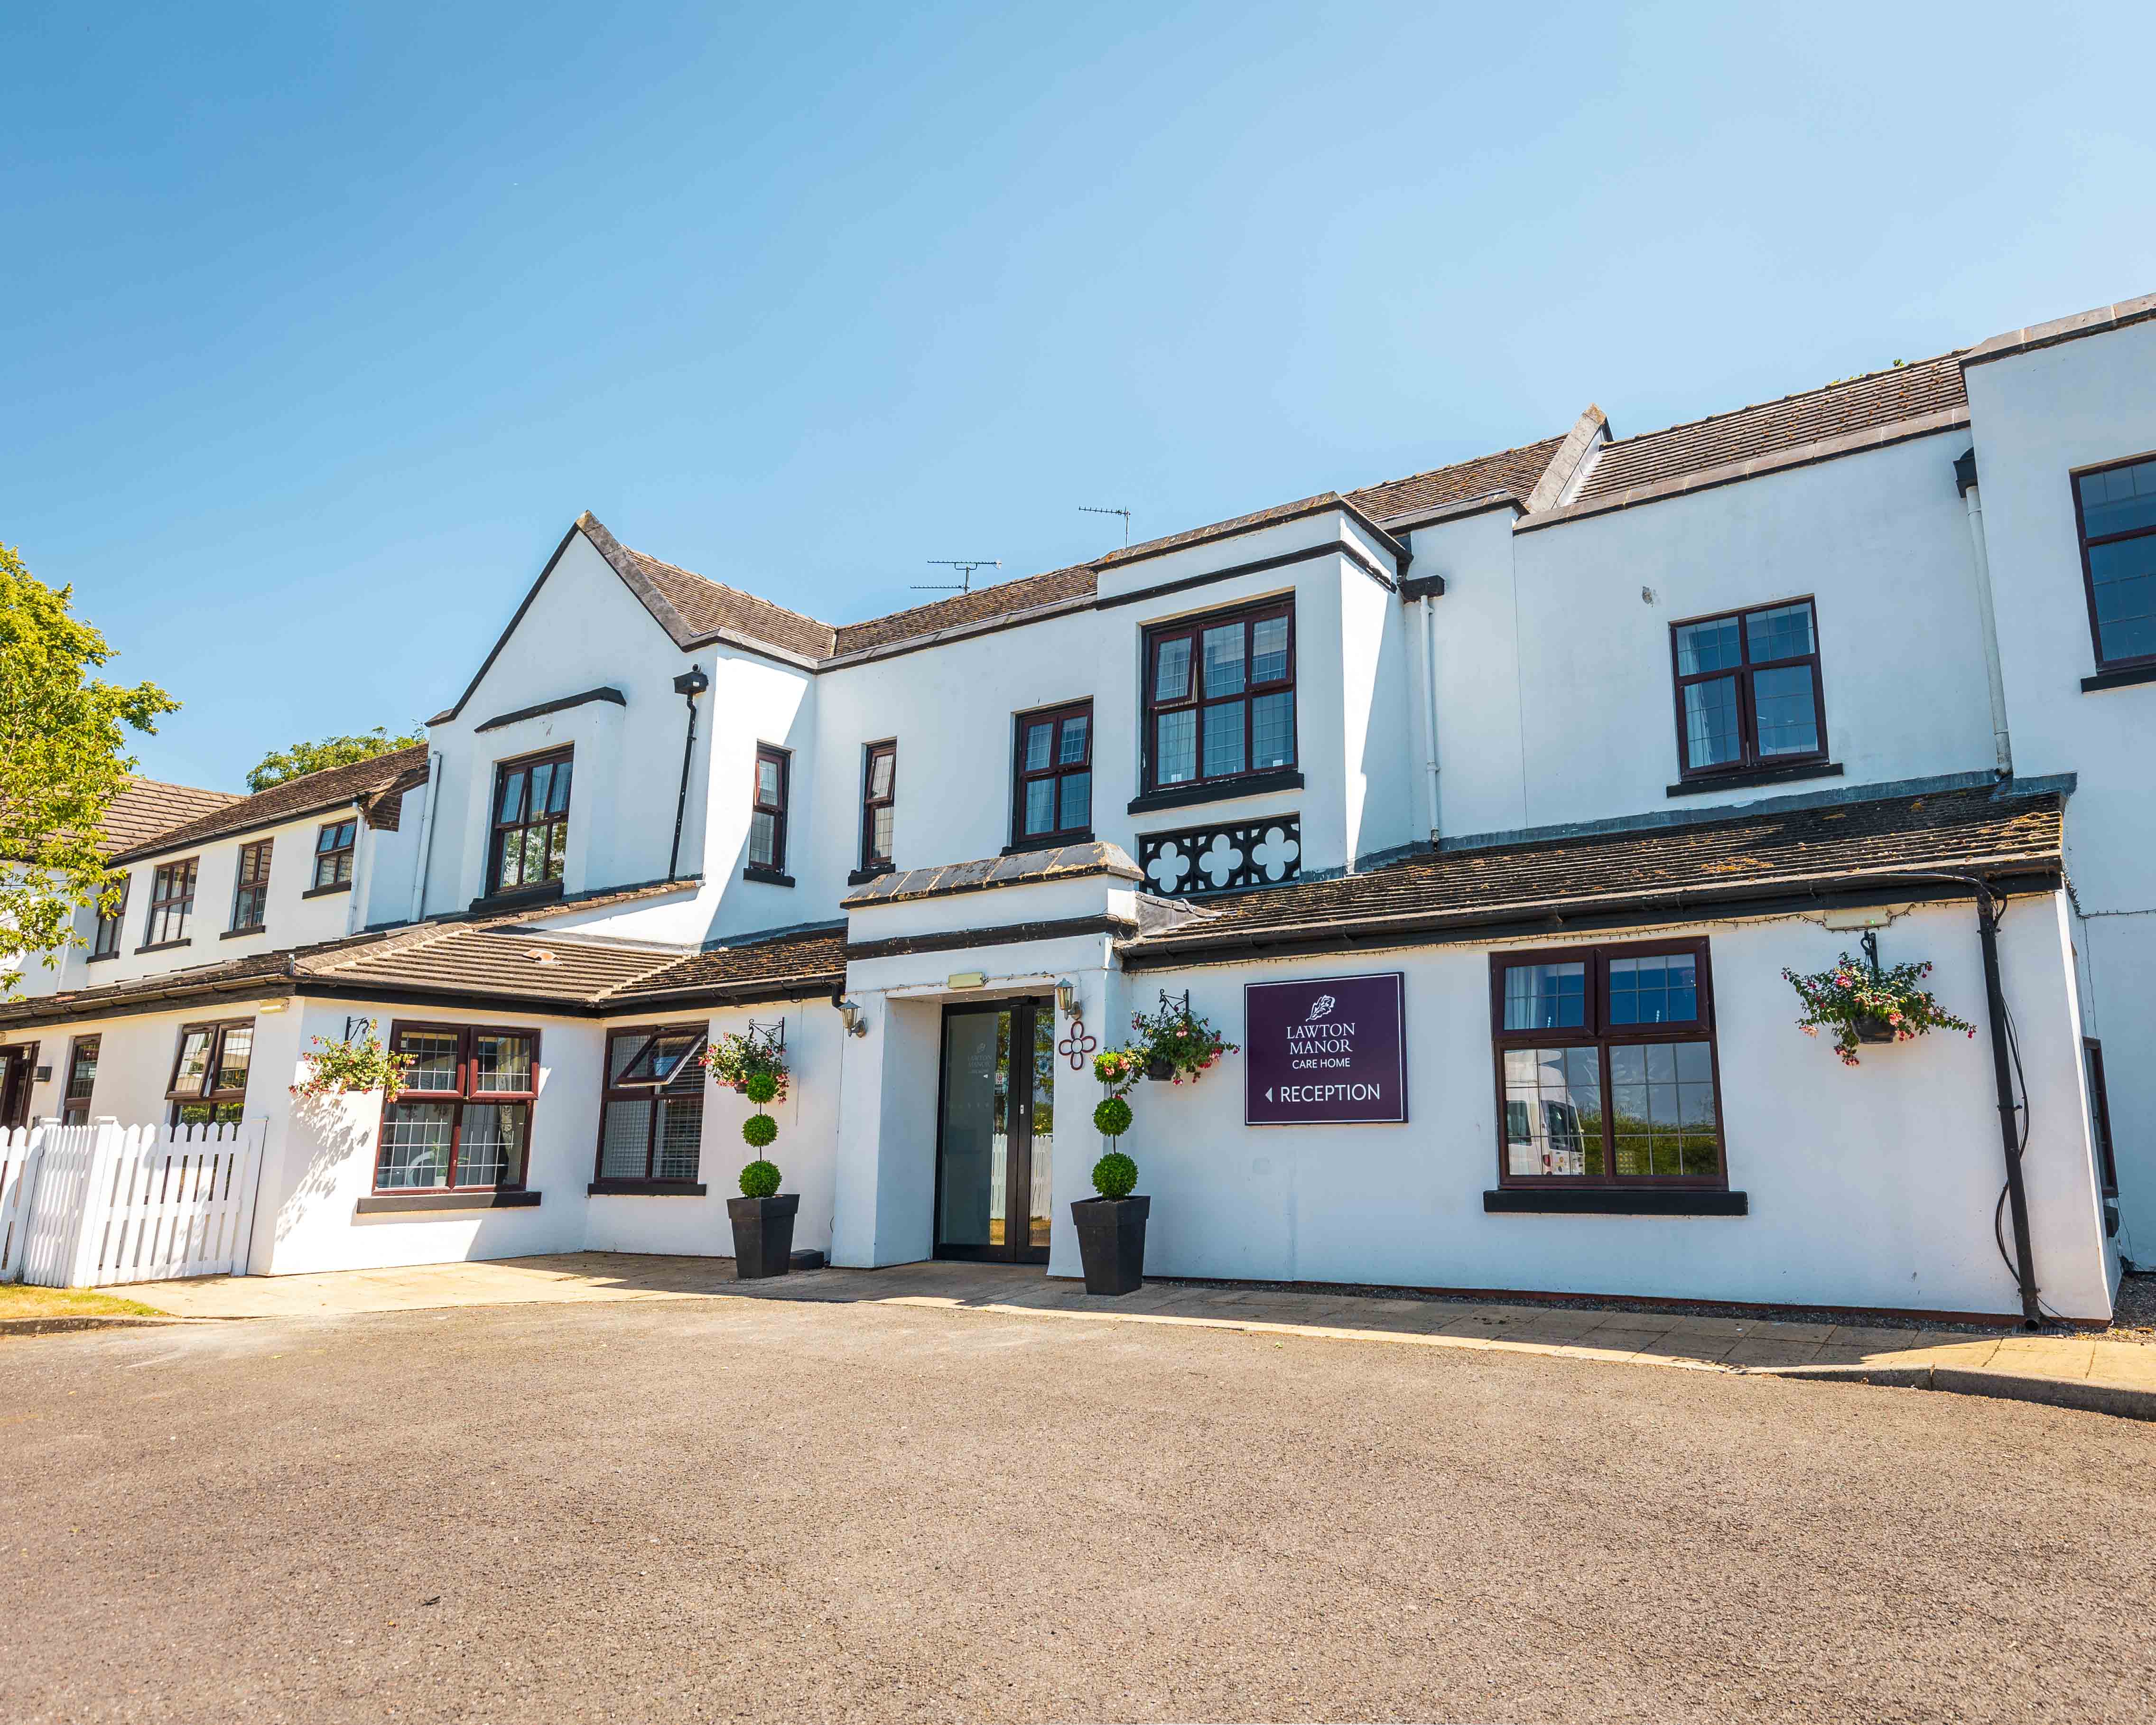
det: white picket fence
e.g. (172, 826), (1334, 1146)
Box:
(0, 1120), (265, 1287)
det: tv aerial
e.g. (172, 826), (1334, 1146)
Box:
(1080, 504), (1132, 548)
(913, 559), (1001, 594)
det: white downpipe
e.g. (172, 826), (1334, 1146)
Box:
(1962, 484), (2014, 779)
(408, 750), (445, 924)
(1418, 595), (1442, 843)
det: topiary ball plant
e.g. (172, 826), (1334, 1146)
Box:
(1092, 1150), (1138, 1200)
(739, 1158), (781, 1199)
(742, 1071), (779, 1106)
(1093, 1095), (1133, 1138)
(742, 1112), (778, 1149)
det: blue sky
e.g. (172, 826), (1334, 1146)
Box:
(7, 1), (2155, 789)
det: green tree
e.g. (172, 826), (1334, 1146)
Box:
(0, 543), (177, 994)
(246, 726), (424, 792)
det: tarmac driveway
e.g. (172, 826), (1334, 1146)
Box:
(5, 1293), (2153, 1724)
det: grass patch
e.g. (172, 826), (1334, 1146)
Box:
(0, 1284), (170, 1322)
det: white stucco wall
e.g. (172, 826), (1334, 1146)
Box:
(1963, 317), (2156, 1253)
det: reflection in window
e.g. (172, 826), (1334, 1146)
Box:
(2076, 456), (2156, 669)
(1503, 962), (1587, 1031)
(1671, 600), (1825, 777)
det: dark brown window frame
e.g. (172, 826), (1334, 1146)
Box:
(232, 838), (274, 930)
(166, 1018), (253, 1128)
(2084, 1036), (2119, 1198)
(142, 858), (198, 948)
(311, 820), (355, 892)
(1668, 597), (1829, 780)
(860, 739), (897, 873)
(747, 744), (791, 880)
(593, 1023), (711, 1190)
(91, 873), (129, 960)
(372, 1020), (541, 1194)
(2070, 450), (2156, 674)
(1140, 597), (1296, 795)
(1010, 699), (1095, 848)
(62, 1035), (100, 1128)
(1488, 937), (1727, 1191)
(487, 746), (574, 897)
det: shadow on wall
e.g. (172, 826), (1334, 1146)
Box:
(274, 1098), (376, 1253)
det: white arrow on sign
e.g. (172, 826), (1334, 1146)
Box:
(1265, 1087), (1274, 1102)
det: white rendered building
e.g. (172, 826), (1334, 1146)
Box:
(6, 290), (2153, 1324)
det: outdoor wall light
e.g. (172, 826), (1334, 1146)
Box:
(1055, 979), (1077, 1014)
(837, 998), (867, 1037)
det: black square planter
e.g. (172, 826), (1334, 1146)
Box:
(1073, 1194), (1150, 1296)
(727, 1194), (800, 1279)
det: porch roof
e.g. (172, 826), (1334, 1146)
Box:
(0, 884), (844, 1031)
(1118, 781), (2067, 968)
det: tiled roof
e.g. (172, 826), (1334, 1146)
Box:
(95, 777), (246, 855)
(0, 885), (842, 1030)
(844, 842), (1143, 908)
(1121, 783), (2063, 964)
(603, 536), (837, 661)
(1345, 436), (1569, 523)
(108, 746), (431, 864)
(829, 565), (1097, 656)
(609, 926), (846, 1004)
(1574, 352), (1969, 504)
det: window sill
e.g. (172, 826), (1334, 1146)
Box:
(1665, 761), (1841, 798)
(85, 951), (119, 965)
(220, 925), (268, 941)
(354, 1189), (541, 1215)
(588, 1178), (709, 1197)
(134, 938), (192, 955)
(301, 880), (352, 899)
(2081, 663), (2156, 693)
(1003, 830), (1093, 857)
(1484, 1187), (1748, 1217)
(742, 866), (795, 888)
(847, 863), (895, 886)
(1127, 768), (1304, 815)
(468, 880), (565, 914)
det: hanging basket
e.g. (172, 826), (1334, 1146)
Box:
(1854, 1013), (1898, 1044)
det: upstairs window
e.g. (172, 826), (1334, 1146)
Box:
(1012, 701), (1093, 847)
(2073, 454), (2156, 671)
(747, 746), (790, 878)
(860, 741), (897, 872)
(91, 874), (128, 960)
(596, 1026), (709, 1187)
(167, 1020), (252, 1127)
(1143, 600), (1295, 793)
(311, 821), (355, 891)
(1671, 599), (1827, 778)
(143, 859), (197, 947)
(62, 1035), (100, 1128)
(232, 839), (273, 929)
(1492, 939), (1723, 1187)
(374, 1024), (538, 1192)
(488, 749), (572, 895)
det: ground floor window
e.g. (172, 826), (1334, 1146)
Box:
(63, 1036), (100, 1127)
(1490, 938), (1725, 1186)
(374, 1023), (538, 1191)
(167, 1020), (252, 1127)
(596, 1026), (708, 1184)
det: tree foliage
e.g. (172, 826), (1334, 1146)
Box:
(246, 726), (423, 793)
(0, 543), (177, 994)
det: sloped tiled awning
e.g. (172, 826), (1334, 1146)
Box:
(1119, 782), (2066, 969)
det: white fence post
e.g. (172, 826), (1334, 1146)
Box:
(229, 1116), (269, 1277)
(65, 1121), (125, 1289)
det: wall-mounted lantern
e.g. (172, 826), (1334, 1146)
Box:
(837, 998), (867, 1038)
(1055, 979), (1078, 1015)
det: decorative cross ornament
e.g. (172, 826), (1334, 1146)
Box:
(1059, 1016), (1098, 1072)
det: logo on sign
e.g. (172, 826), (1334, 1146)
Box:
(1307, 993), (1334, 1020)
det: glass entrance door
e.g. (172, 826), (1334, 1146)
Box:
(934, 1000), (1053, 1264)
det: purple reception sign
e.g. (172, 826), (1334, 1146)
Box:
(1244, 972), (1407, 1125)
